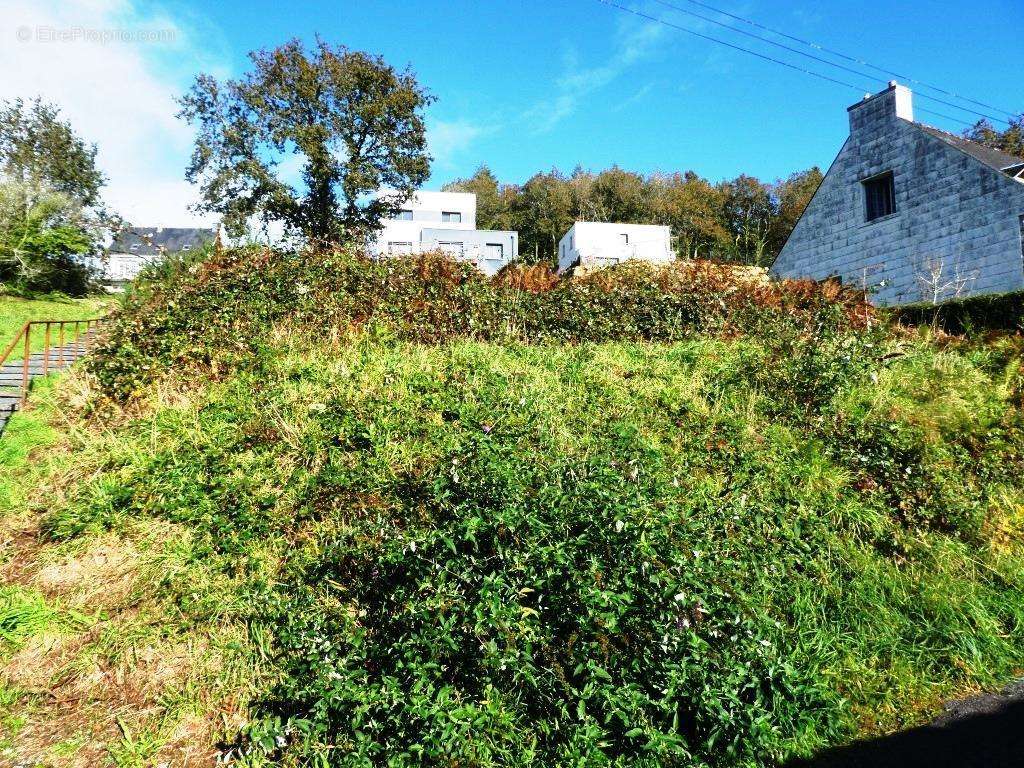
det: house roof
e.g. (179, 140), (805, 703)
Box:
(913, 123), (1024, 176)
(110, 226), (217, 256)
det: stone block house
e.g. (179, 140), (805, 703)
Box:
(772, 82), (1024, 305)
(101, 226), (218, 285)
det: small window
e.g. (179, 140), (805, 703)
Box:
(388, 241), (413, 254)
(396, 209), (414, 221)
(441, 211), (462, 223)
(620, 233), (629, 245)
(181, 245), (192, 252)
(438, 241), (464, 257)
(486, 243), (504, 260)
(863, 172), (895, 222)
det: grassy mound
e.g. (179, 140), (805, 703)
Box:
(3, 249), (1024, 766)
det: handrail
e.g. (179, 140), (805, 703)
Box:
(0, 317), (107, 410)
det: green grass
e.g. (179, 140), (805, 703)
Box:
(0, 585), (88, 648)
(0, 376), (62, 514)
(2, 251), (1023, 765)
(6, 332), (1023, 766)
(0, 294), (115, 361)
(0, 375), (265, 766)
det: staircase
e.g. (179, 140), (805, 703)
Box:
(0, 318), (104, 436)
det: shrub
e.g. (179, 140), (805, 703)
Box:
(88, 248), (872, 399)
(891, 291), (1024, 334)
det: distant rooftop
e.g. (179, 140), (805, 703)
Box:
(110, 226), (218, 256)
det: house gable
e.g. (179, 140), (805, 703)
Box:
(772, 84), (1024, 305)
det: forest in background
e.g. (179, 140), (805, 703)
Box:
(443, 165), (824, 267)
(441, 117), (1023, 269)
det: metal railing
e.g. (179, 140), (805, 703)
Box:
(0, 317), (106, 409)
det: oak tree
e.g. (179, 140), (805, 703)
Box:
(179, 39), (433, 244)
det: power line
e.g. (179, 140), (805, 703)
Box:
(917, 106), (985, 126)
(651, 0), (1018, 120)
(647, 0), (1011, 125)
(595, 0), (995, 132)
(596, 1), (873, 97)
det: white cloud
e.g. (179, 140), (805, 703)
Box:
(611, 82), (657, 112)
(527, 4), (669, 132)
(427, 118), (494, 175)
(0, 0), (229, 227)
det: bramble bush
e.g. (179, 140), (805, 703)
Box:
(34, 247), (1022, 765)
(88, 247), (872, 398)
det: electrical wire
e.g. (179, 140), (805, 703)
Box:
(595, 0), (1006, 131)
(646, 0), (1012, 125)
(650, 0), (1017, 118)
(597, 1), (874, 96)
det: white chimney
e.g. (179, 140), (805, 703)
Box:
(848, 82), (914, 136)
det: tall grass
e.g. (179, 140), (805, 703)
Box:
(2, 250), (1022, 765)
(16, 335), (1024, 765)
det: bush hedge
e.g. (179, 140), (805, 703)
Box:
(88, 247), (872, 398)
(891, 291), (1024, 334)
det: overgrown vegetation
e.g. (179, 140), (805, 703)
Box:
(3, 249), (1024, 766)
(87, 247), (868, 399)
(893, 290), (1024, 335)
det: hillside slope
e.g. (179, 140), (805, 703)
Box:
(2, 249), (1024, 766)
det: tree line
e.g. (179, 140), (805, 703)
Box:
(443, 165), (823, 267)
(1, 36), (1022, 294)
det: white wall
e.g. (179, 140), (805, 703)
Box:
(371, 189), (477, 255)
(369, 189), (520, 276)
(420, 227), (518, 276)
(95, 253), (158, 282)
(557, 222), (673, 273)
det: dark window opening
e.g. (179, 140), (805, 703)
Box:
(863, 172), (895, 222)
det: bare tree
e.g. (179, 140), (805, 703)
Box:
(915, 254), (979, 305)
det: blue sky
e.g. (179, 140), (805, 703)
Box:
(4, 0), (1022, 225)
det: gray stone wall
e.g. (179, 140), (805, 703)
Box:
(772, 87), (1024, 305)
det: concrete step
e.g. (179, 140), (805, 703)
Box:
(6, 360), (75, 371)
(0, 367), (70, 377)
(0, 328), (103, 438)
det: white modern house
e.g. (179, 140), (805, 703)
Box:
(370, 190), (518, 276)
(557, 222), (674, 274)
